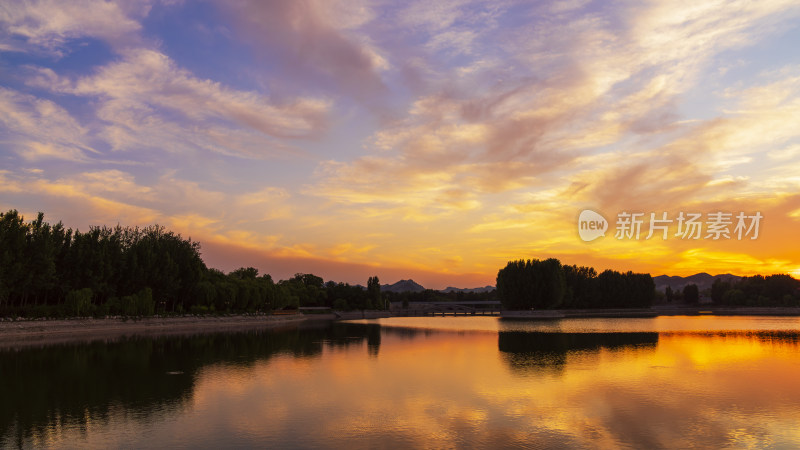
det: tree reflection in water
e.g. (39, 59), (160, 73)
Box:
(0, 321), (381, 447)
(498, 331), (659, 373)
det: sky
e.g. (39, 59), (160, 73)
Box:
(2, 0), (800, 289)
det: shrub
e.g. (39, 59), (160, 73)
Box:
(65, 288), (93, 316)
(332, 298), (349, 311)
(114, 288), (155, 316)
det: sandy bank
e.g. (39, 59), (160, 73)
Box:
(0, 314), (307, 348)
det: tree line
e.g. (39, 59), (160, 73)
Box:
(385, 289), (497, 308)
(664, 284), (700, 304)
(662, 276), (800, 306)
(710, 275), (800, 306)
(496, 258), (655, 309)
(0, 210), (384, 317)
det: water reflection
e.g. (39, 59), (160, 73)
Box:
(315, 322), (382, 357)
(0, 322), (380, 447)
(2, 317), (800, 448)
(498, 331), (659, 373)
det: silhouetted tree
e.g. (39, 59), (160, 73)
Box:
(367, 276), (381, 310)
(497, 258), (654, 310)
(683, 284), (699, 303)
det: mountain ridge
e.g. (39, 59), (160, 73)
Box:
(653, 273), (742, 292)
(380, 272), (765, 294)
(381, 279), (425, 293)
(381, 279), (496, 293)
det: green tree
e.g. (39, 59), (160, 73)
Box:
(367, 276), (381, 310)
(683, 284), (699, 303)
(230, 267), (259, 280)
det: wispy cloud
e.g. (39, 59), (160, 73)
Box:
(313, 0), (800, 214)
(2, 0), (800, 285)
(220, 0), (389, 109)
(0, 87), (92, 161)
(26, 48), (331, 158)
(0, 0), (150, 54)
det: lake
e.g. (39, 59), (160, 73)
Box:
(3, 316), (800, 448)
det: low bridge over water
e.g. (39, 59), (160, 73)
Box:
(393, 301), (502, 316)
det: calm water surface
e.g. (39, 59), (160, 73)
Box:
(3, 316), (800, 448)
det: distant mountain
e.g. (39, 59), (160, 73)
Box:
(441, 286), (496, 294)
(381, 279), (425, 293)
(384, 274), (742, 295)
(653, 273), (742, 293)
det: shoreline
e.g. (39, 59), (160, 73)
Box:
(0, 314), (308, 348)
(3, 307), (799, 347)
(501, 306), (800, 319)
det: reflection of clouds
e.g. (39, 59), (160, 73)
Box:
(499, 315), (800, 333)
(488, 331), (800, 447)
(8, 322), (800, 448)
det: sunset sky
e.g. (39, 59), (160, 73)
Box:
(2, 0), (800, 288)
